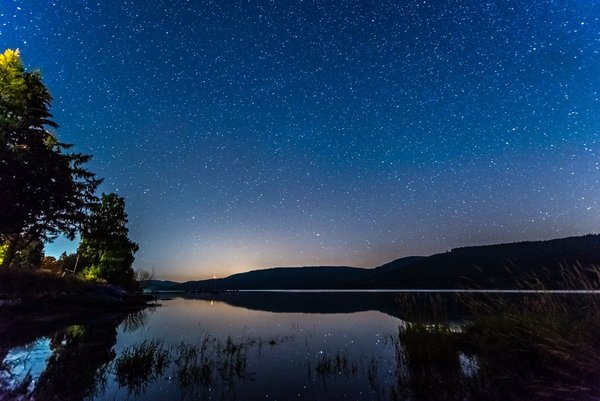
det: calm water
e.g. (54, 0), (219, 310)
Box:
(1, 292), (599, 401)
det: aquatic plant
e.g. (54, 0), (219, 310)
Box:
(394, 292), (456, 323)
(390, 266), (600, 400)
(114, 339), (169, 395)
(121, 307), (156, 333)
(174, 334), (218, 387)
(174, 332), (252, 391)
(366, 357), (393, 401)
(315, 349), (357, 377)
(219, 336), (250, 381)
(463, 294), (600, 400)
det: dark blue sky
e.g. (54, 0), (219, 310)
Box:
(3, 0), (599, 280)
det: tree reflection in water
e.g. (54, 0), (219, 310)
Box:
(0, 308), (152, 401)
(32, 315), (131, 401)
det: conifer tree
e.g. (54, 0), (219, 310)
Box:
(78, 193), (139, 288)
(0, 49), (101, 268)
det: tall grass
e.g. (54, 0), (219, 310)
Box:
(461, 289), (600, 399)
(392, 264), (600, 401)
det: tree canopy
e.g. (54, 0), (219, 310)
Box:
(0, 49), (101, 268)
(78, 193), (139, 288)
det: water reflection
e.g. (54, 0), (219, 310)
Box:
(0, 309), (152, 401)
(392, 323), (475, 401)
(1, 293), (599, 400)
(114, 339), (168, 396)
(0, 338), (52, 397)
(182, 291), (403, 318)
(34, 323), (117, 400)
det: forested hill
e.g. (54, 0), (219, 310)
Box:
(371, 234), (600, 289)
(149, 234), (600, 291)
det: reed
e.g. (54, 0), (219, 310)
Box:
(315, 349), (357, 377)
(174, 333), (252, 389)
(463, 297), (600, 399)
(114, 339), (169, 395)
(459, 265), (600, 400)
(174, 335), (218, 387)
(389, 264), (600, 400)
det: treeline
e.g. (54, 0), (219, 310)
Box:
(0, 49), (140, 289)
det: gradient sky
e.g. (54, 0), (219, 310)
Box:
(2, 0), (600, 280)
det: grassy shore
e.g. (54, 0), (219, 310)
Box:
(393, 269), (600, 401)
(0, 269), (155, 314)
(0, 269), (93, 305)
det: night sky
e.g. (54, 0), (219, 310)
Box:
(3, 0), (600, 280)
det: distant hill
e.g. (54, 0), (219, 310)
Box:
(373, 256), (427, 273)
(174, 266), (373, 291)
(163, 234), (600, 291)
(370, 234), (600, 289)
(143, 280), (180, 292)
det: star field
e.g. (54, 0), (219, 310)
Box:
(2, 0), (600, 280)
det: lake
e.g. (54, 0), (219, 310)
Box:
(1, 291), (599, 400)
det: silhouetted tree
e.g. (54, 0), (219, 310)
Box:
(78, 193), (139, 288)
(56, 251), (80, 273)
(0, 49), (101, 269)
(41, 255), (59, 271)
(10, 239), (44, 269)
